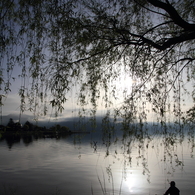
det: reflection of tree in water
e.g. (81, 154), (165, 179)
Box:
(5, 135), (21, 149)
(3, 134), (33, 148)
(22, 135), (33, 146)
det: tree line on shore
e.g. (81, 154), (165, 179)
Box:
(0, 118), (70, 134)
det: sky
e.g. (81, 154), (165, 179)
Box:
(1, 66), (194, 127)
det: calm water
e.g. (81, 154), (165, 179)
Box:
(0, 131), (195, 195)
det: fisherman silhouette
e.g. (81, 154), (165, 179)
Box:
(164, 181), (180, 195)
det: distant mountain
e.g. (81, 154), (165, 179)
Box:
(1, 114), (33, 126)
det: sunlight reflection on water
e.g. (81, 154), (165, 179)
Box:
(0, 132), (194, 195)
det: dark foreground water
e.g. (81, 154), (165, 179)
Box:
(0, 131), (195, 195)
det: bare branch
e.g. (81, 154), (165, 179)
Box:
(140, 31), (195, 50)
(147, 0), (195, 30)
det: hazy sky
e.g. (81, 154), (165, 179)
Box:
(1, 70), (194, 127)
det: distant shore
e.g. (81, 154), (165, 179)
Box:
(0, 118), (90, 140)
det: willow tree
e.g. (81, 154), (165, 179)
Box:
(0, 0), (195, 127)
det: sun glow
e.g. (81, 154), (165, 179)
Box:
(109, 72), (139, 106)
(124, 174), (138, 193)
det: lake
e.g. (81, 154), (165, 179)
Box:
(0, 125), (195, 195)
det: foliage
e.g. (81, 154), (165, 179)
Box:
(50, 124), (70, 132)
(1, 118), (70, 134)
(186, 105), (195, 123)
(0, 0), (195, 126)
(23, 120), (35, 131)
(6, 118), (15, 128)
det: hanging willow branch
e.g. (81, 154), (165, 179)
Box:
(0, 0), (195, 125)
